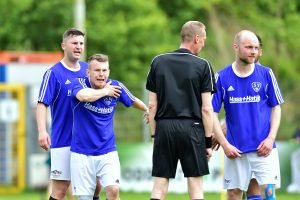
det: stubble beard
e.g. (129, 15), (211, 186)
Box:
(239, 57), (254, 65)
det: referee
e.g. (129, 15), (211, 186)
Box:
(146, 20), (216, 200)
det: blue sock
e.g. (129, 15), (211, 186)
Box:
(264, 184), (276, 200)
(247, 194), (263, 200)
(93, 197), (99, 200)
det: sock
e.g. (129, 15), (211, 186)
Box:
(93, 197), (99, 200)
(247, 194), (263, 200)
(264, 184), (276, 200)
(49, 197), (58, 200)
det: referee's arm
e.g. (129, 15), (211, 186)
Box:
(148, 91), (157, 138)
(201, 92), (213, 139)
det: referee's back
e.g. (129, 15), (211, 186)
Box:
(146, 48), (215, 120)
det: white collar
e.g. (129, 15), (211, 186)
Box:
(60, 60), (81, 72)
(232, 62), (255, 78)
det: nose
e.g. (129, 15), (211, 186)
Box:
(75, 44), (81, 49)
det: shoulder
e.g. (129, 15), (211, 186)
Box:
(43, 62), (63, 79)
(108, 79), (120, 86)
(214, 65), (232, 82)
(79, 61), (88, 68)
(255, 64), (274, 77)
(217, 64), (232, 75)
(255, 63), (272, 72)
(151, 52), (172, 63)
(108, 79), (128, 89)
(48, 61), (62, 71)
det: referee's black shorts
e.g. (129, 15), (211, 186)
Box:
(152, 118), (209, 178)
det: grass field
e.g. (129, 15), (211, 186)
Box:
(0, 189), (299, 200)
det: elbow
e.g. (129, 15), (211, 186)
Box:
(202, 105), (213, 116)
(77, 94), (92, 102)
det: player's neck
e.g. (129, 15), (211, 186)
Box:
(232, 61), (254, 77)
(62, 57), (80, 69)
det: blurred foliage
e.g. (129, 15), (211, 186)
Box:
(0, 0), (299, 140)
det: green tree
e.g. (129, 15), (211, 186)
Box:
(85, 0), (172, 91)
(0, 0), (74, 50)
(1, 0), (299, 140)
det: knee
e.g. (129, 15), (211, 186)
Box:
(151, 186), (168, 199)
(106, 185), (119, 199)
(227, 189), (243, 200)
(51, 181), (70, 199)
(51, 188), (68, 199)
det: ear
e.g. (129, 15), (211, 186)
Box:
(233, 43), (238, 51)
(194, 35), (200, 44)
(259, 49), (263, 56)
(61, 42), (65, 50)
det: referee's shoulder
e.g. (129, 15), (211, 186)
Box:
(151, 52), (173, 61)
(187, 54), (212, 68)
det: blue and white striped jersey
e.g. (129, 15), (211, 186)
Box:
(37, 61), (88, 148)
(212, 63), (284, 153)
(70, 78), (135, 156)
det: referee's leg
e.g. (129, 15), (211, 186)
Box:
(150, 177), (169, 200)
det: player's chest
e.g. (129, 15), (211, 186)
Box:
(222, 76), (268, 102)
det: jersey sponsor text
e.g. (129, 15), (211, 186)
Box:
(84, 102), (114, 114)
(229, 95), (260, 104)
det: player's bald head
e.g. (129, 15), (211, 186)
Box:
(234, 30), (258, 45)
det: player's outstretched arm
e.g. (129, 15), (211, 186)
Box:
(132, 97), (149, 123)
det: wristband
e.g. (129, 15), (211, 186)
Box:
(151, 135), (155, 138)
(205, 136), (212, 148)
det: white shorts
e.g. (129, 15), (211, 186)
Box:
(224, 148), (281, 191)
(50, 146), (71, 180)
(70, 151), (121, 196)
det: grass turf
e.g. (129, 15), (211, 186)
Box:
(0, 189), (299, 200)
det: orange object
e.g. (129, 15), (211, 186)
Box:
(0, 51), (63, 64)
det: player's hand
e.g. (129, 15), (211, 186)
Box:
(206, 148), (213, 160)
(143, 109), (149, 124)
(104, 81), (122, 98)
(222, 142), (242, 159)
(257, 137), (274, 157)
(38, 131), (51, 151)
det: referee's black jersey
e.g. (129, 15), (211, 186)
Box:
(146, 48), (216, 121)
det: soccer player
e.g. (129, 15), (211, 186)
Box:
(36, 28), (110, 200)
(213, 34), (280, 200)
(70, 53), (149, 200)
(212, 30), (284, 200)
(146, 20), (216, 200)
